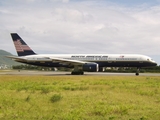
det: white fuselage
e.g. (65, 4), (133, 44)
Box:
(17, 54), (157, 68)
(23, 54), (153, 62)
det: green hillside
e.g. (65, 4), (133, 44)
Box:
(0, 49), (20, 67)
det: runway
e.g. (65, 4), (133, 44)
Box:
(0, 70), (160, 76)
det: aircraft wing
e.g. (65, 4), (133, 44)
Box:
(6, 55), (94, 66)
(49, 57), (90, 66)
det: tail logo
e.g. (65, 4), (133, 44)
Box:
(14, 39), (32, 52)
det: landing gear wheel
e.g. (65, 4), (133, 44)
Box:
(80, 71), (84, 75)
(71, 71), (84, 75)
(135, 67), (140, 76)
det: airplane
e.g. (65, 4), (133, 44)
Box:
(7, 33), (157, 75)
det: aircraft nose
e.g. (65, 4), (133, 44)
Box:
(153, 62), (157, 66)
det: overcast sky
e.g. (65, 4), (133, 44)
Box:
(1, 0), (160, 65)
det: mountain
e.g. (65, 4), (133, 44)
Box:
(0, 50), (20, 67)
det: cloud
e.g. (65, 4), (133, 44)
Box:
(0, 0), (160, 64)
(49, 0), (70, 3)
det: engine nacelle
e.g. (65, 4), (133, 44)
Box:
(83, 63), (99, 72)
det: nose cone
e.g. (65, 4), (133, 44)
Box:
(152, 62), (157, 66)
(155, 63), (157, 66)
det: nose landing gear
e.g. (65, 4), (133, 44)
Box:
(135, 68), (140, 76)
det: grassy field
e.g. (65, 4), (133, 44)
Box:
(0, 75), (160, 120)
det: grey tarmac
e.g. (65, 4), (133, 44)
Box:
(0, 70), (160, 76)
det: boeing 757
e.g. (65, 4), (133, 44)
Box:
(7, 33), (157, 75)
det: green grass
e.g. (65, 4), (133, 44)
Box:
(0, 76), (160, 120)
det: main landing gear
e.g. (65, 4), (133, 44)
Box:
(135, 67), (140, 76)
(71, 70), (84, 75)
(71, 66), (84, 75)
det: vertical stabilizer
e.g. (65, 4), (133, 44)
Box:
(11, 33), (36, 56)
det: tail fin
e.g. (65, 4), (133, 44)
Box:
(11, 33), (36, 56)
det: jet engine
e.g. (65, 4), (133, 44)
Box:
(83, 63), (99, 72)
